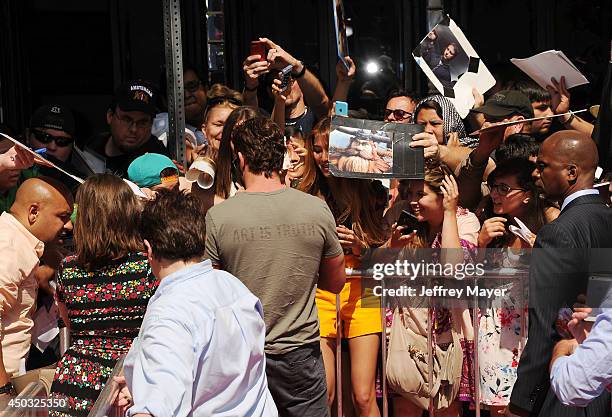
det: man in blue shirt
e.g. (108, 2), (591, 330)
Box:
(117, 190), (277, 417)
(550, 308), (612, 407)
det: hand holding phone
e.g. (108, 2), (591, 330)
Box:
(397, 210), (424, 235)
(278, 65), (293, 92)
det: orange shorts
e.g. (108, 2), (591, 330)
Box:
(316, 278), (382, 339)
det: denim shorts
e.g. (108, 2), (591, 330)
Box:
(265, 342), (328, 417)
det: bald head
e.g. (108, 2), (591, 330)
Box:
(542, 130), (598, 175)
(11, 177), (73, 244)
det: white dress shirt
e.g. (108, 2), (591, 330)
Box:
(124, 260), (277, 417)
(560, 189), (599, 211)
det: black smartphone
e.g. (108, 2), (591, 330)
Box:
(397, 209), (424, 235)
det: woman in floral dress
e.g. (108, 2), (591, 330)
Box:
(49, 174), (157, 417)
(476, 158), (554, 414)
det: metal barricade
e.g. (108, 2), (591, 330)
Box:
(87, 356), (125, 417)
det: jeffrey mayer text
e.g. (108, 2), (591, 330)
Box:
(372, 285), (508, 298)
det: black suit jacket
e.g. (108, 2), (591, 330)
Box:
(510, 194), (612, 416)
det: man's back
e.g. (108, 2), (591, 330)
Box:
(205, 187), (342, 354)
(512, 194), (612, 416)
(124, 260), (277, 417)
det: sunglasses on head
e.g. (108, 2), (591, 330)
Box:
(31, 130), (74, 147)
(384, 108), (412, 122)
(208, 96), (243, 108)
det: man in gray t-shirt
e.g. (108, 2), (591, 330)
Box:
(204, 117), (345, 417)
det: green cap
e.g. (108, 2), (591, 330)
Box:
(127, 153), (178, 188)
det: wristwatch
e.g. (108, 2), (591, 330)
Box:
(291, 61), (306, 79)
(0, 382), (15, 395)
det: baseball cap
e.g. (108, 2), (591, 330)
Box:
(113, 80), (158, 115)
(127, 153), (178, 188)
(29, 104), (76, 136)
(473, 90), (534, 119)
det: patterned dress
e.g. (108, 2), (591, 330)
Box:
(49, 253), (157, 417)
(477, 250), (528, 406)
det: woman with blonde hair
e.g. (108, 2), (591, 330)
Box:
(49, 174), (157, 416)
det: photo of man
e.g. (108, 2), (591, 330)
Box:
(417, 28), (466, 89)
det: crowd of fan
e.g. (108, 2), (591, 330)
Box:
(0, 36), (610, 417)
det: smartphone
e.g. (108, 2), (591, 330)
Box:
(250, 41), (267, 62)
(594, 181), (610, 204)
(278, 65), (293, 92)
(397, 210), (424, 235)
(585, 274), (612, 322)
(335, 101), (349, 117)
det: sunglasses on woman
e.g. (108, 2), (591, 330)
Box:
(384, 108), (413, 122)
(31, 130), (74, 147)
(489, 183), (528, 196)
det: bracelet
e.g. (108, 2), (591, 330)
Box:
(0, 382), (14, 395)
(562, 112), (575, 125)
(291, 62), (306, 79)
(244, 84), (258, 92)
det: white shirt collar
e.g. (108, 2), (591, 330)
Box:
(561, 189), (599, 211)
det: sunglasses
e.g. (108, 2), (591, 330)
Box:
(31, 130), (74, 147)
(208, 96), (243, 108)
(384, 108), (413, 122)
(489, 183), (528, 196)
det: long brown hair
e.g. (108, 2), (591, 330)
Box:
(74, 174), (143, 270)
(215, 106), (260, 199)
(305, 117), (388, 247)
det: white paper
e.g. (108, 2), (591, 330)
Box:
(509, 217), (534, 245)
(123, 179), (148, 198)
(32, 302), (60, 353)
(510, 50), (589, 89)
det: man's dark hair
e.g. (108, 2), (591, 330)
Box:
(385, 89), (418, 106)
(232, 117), (285, 178)
(496, 134), (540, 162)
(512, 80), (551, 103)
(140, 190), (207, 261)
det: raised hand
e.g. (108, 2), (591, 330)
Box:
(440, 174), (459, 214)
(259, 38), (298, 70)
(242, 55), (270, 90)
(410, 132), (439, 160)
(547, 76), (570, 115)
(389, 222), (418, 249)
(478, 217), (507, 247)
(336, 56), (356, 82)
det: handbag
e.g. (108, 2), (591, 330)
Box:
(386, 307), (463, 410)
